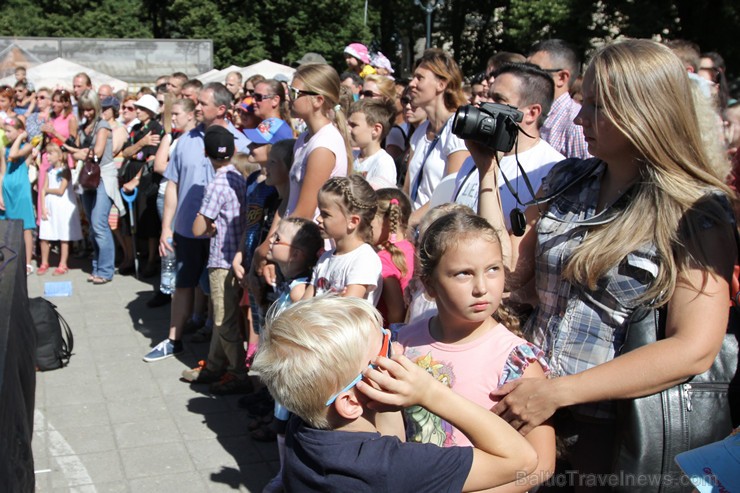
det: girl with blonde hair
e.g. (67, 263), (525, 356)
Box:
(472, 38), (736, 487)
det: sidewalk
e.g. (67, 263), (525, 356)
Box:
(29, 263), (277, 492)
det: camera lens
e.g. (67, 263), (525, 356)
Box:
(452, 105), (482, 140)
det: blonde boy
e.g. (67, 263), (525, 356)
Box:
(349, 99), (398, 189)
(252, 296), (537, 492)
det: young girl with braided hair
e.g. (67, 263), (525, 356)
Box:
(303, 175), (383, 305)
(397, 209), (556, 491)
(371, 188), (414, 325)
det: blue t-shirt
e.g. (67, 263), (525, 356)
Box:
(164, 122), (249, 238)
(243, 171), (279, 268)
(284, 416), (473, 492)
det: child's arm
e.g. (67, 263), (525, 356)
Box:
(46, 177), (69, 197)
(373, 409), (406, 442)
(301, 283), (316, 300)
(485, 362), (555, 493)
(289, 282), (309, 302)
(381, 277), (406, 324)
(343, 284), (370, 298)
(357, 354), (538, 493)
(192, 213), (216, 237)
(8, 132), (33, 161)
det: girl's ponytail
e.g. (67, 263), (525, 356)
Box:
(376, 189), (412, 276)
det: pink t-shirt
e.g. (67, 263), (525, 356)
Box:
(376, 239), (415, 325)
(285, 123), (348, 220)
(398, 317), (548, 448)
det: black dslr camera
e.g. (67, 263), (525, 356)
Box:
(451, 103), (523, 152)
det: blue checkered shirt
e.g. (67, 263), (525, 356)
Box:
(541, 93), (591, 159)
(199, 164), (247, 269)
(524, 158), (660, 420)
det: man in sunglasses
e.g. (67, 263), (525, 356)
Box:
(528, 39), (590, 159)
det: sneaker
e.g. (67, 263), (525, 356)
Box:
(210, 373), (254, 395)
(190, 325), (212, 343)
(181, 360), (224, 383)
(143, 339), (182, 362)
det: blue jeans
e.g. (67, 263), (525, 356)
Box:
(82, 181), (115, 280)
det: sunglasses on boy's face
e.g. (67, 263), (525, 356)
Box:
(325, 327), (392, 406)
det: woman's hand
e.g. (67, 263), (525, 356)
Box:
(122, 176), (140, 193)
(40, 122), (54, 134)
(491, 378), (561, 436)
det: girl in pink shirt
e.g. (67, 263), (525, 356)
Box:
(371, 188), (415, 326)
(397, 210), (555, 492)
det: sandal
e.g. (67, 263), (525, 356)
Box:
(36, 264), (50, 276)
(52, 266), (69, 276)
(92, 276), (111, 285)
(87, 275), (95, 283)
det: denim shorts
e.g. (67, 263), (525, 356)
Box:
(174, 233), (210, 289)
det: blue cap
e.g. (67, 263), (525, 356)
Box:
(243, 118), (293, 145)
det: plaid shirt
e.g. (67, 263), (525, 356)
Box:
(524, 159), (660, 420)
(541, 93), (591, 159)
(199, 164), (247, 269)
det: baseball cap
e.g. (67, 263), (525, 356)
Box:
(675, 428), (740, 492)
(243, 118), (293, 145)
(344, 43), (370, 65)
(295, 52), (327, 66)
(204, 125), (235, 160)
(239, 96), (255, 113)
(134, 94), (159, 115)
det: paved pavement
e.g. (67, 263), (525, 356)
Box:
(29, 262), (277, 493)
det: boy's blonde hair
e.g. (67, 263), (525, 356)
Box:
(252, 296), (383, 429)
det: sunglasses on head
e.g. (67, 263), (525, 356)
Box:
(325, 326), (392, 406)
(400, 97), (411, 106)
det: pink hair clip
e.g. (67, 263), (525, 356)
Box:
(389, 198), (399, 205)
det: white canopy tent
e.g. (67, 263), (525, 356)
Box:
(195, 60), (296, 85)
(0, 57), (128, 92)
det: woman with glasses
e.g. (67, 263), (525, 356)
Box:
(119, 95), (140, 133)
(243, 74), (266, 99)
(405, 49), (470, 226)
(252, 79), (290, 124)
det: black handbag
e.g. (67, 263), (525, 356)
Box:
(612, 275), (740, 491)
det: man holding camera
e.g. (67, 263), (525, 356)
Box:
(452, 63), (564, 233)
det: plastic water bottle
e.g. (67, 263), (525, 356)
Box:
(160, 238), (176, 295)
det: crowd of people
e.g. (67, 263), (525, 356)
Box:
(1, 37), (739, 492)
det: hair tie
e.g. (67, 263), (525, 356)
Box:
(333, 104), (341, 113)
(389, 198), (399, 206)
(389, 233), (397, 245)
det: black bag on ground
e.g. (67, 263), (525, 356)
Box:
(29, 298), (73, 371)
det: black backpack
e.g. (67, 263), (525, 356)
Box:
(29, 298), (73, 371)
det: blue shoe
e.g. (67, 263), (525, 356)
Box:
(143, 339), (182, 362)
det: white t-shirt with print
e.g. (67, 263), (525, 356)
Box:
(311, 243), (383, 306)
(353, 148), (397, 189)
(406, 117), (467, 210)
(452, 139), (565, 229)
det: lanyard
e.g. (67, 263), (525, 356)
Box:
(410, 133), (440, 203)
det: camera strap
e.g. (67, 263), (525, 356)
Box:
(409, 133), (441, 204)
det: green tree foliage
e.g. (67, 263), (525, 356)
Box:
(0, 0), (736, 82)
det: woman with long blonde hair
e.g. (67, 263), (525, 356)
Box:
(472, 38), (736, 487)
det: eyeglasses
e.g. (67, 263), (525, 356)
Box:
(270, 232), (292, 248)
(400, 97), (411, 106)
(253, 93), (276, 102)
(288, 86), (319, 101)
(360, 90), (381, 99)
(325, 326), (392, 406)
(122, 106), (135, 111)
(244, 88), (255, 95)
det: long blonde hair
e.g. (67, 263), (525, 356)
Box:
(564, 39), (734, 304)
(294, 64), (353, 176)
